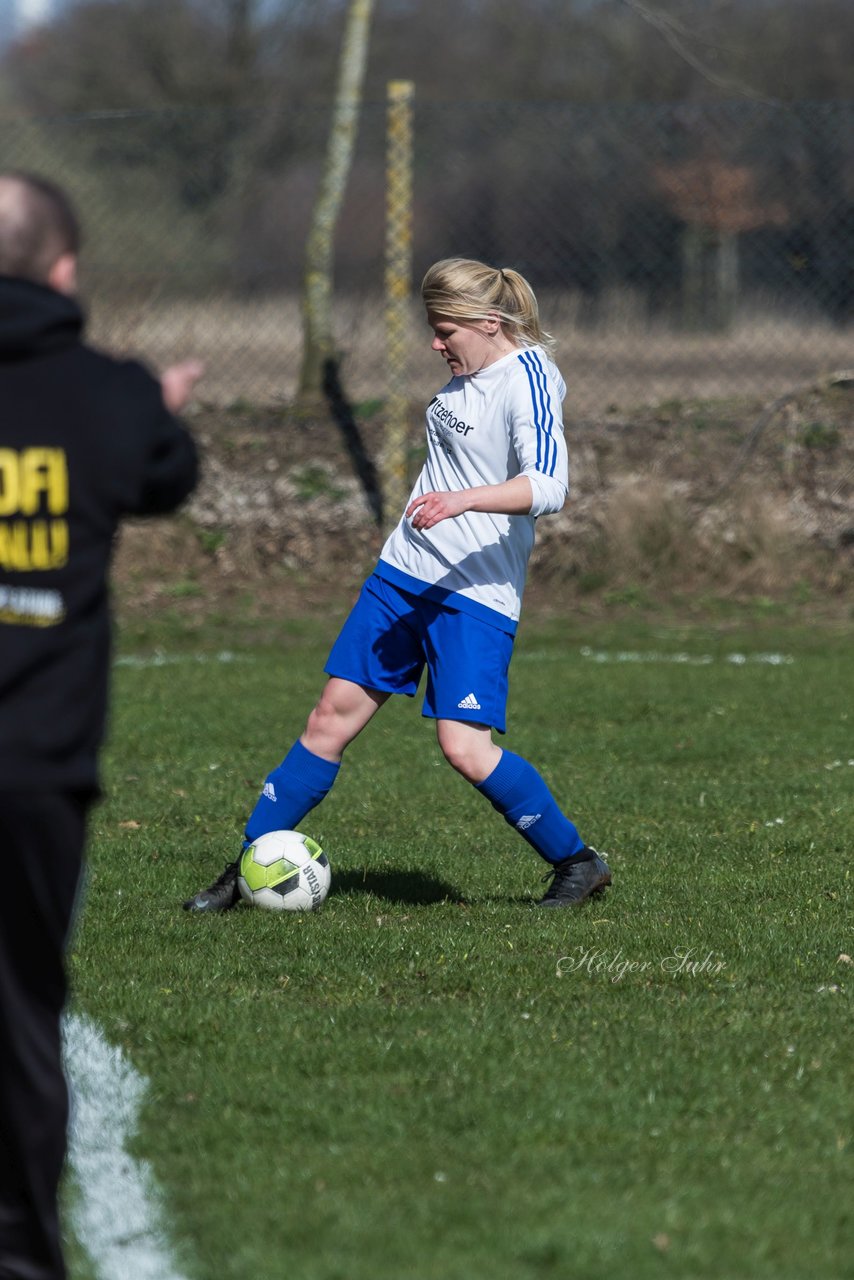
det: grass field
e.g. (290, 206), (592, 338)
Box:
(64, 611), (852, 1280)
(89, 291), (854, 416)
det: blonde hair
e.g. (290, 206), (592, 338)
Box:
(421, 257), (555, 355)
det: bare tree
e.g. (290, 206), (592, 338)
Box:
(297, 0), (375, 403)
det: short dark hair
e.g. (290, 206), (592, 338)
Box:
(0, 171), (81, 283)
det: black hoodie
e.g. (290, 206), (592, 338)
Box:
(0, 275), (198, 791)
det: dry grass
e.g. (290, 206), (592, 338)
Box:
(95, 282), (851, 616)
(89, 290), (854, 416)
(112, 379), (852, 620)
(535, 474), (817, 596)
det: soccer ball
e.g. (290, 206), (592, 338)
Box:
(237, 829), (331, 912)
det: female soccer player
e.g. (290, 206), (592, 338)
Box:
(184, 258), (610, 911)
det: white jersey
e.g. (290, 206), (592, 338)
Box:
(377, 345), (568, 632)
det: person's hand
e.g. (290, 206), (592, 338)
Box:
(407, 490), (470, 530)
(160, 359), (204, 413)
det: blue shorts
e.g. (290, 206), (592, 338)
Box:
(324, 574), (514, 732)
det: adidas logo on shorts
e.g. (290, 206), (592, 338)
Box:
(457, 692), (482, 711)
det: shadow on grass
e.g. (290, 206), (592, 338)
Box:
(332, 867), (463, 906)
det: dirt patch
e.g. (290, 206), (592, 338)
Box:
(113, 385), (853, 625)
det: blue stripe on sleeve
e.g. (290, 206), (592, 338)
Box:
(519, 350), (557, 476)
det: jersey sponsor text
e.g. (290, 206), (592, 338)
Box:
(427, 396), (475, 437)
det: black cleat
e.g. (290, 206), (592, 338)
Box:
(536, 849), (612, 908)
(183, 859), (241, 912)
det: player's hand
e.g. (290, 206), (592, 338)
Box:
(160, 359), (205, 413)
(407, 490), (470, 530)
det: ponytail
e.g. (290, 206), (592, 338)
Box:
(421, 257), (555, 354)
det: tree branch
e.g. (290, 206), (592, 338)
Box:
(621, 0), (778, 104)
(713, 370), (853, 496)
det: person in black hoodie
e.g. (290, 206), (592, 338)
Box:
(0, 172), (200, 1280)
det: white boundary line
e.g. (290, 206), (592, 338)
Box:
(63, 1013), (190, 1280)
(578, 647), (794, 665)
(519, 648), (794, 666)
(114, 650), (250, 669)
(125, 649), (796, 670)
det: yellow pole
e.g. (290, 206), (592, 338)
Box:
(383, 79), (414, 532)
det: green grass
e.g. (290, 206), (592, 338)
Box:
(67, 614), (853, 1280)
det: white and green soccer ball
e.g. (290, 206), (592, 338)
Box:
(237, 829), (331, 912)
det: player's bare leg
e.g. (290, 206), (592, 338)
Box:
(302, 678), (389, 760)
(184, 679), (388, 912)
(435, 719), (502, 784)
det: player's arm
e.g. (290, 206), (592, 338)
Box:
(409, 355), (569, 530)
(507, 351), (568, 517)
(407, 475), (533, 530)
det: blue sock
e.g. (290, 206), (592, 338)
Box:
(244, 740), (340, 844)
(475, 750), (585, 864)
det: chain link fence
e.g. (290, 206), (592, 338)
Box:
(1, 98), (851, 415)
